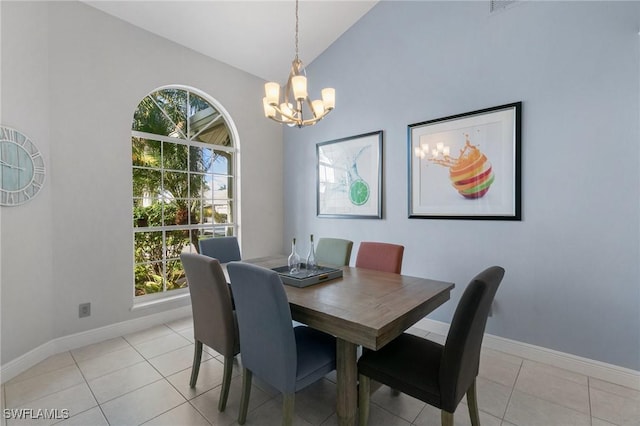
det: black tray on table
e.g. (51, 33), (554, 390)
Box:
(272, 264), (343, 288)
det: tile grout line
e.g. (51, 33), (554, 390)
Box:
(185, 399), (215, 426)
(134, 398), (191, 426)
(126, 325), (222, 426)
(85, 326), (194, 425)
(500, 358), (524, 422)
(71, 337), (141, 384)
(156, 344), (207, 425)
(66, 349), (109, 426)
(587, 376), (593, 426)
(411, 403), (427, 425)
(70, 329), (189, 424)
(4, 362), (84, 411)
(368, 397), (416, 425)
(316, 393), (336, 426)
(1, 383), (6, 426)
(516, 361), (599, 421)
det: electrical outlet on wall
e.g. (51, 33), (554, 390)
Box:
(79, 303), (91, 318)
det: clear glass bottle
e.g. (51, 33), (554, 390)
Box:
(306, 234), (317, 272)
(288, 237), (301, 274)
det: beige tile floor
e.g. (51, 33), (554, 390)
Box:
(2, 317), (639, 426)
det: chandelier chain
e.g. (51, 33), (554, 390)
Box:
(294, 0), (299, 60)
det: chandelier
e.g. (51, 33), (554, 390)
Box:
(262, 0), (335, 128)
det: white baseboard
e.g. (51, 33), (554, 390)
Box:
(415, 318), (640, 391)
(1, 306), (191, 384)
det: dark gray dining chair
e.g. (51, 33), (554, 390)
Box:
(227, 262), (337, 426)
(357, 266), (505, 426)
(199, 236), (241, 263)
(316, 237), (353, 267)
(180, 253), (240, 412)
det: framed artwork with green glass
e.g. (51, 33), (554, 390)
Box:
(316, 130), (382, 219)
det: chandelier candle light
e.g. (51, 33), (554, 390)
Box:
(262, 0), (335, 127)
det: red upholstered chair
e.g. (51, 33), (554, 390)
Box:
(355, 241), (405, 274)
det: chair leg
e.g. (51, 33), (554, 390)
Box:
(218, 355), (234, 412)
(441, 410), (454, 426)
(466, 378), (480, 426)
(238, 368), (252, 425)
(189, 340), (203, 388)
(282, 393), (295, 426)
(358, 374), (370, 426)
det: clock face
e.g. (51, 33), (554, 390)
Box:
(0, 126), (45, 206)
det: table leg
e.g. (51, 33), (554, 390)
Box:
(336, 338), (357, 426)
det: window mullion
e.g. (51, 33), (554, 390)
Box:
(190, 114), (223, 141)
(149, 95), (187, 140)
(132, 87), (236, 300)
(132, 131), (235, 154)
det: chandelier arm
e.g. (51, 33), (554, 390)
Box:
(270, 103), (330, 127)
(301, 109), (332, 126)
(304, 97), (316, 117)
(268, 116), (291, 125)
(283, 74), (294, 106)
(270, 104), (300, 123)
(301, 117), (323, 126)
(296, 99), (304, 122)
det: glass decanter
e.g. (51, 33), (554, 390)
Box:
(288, 237), (301, 274)
(306, 234), (317, 272)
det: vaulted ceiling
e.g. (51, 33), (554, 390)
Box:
(84, 1), (378, 83)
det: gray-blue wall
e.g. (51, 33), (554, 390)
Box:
(282, 1), (640, 370)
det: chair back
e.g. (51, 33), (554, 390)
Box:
(316, 238), (353, 267)
(355, 241), (404, 274)
(180, 253), (238, 357)
(227, 262), (298, 393)
(440, 266), (505, 411)
(199, 236), (241, 263)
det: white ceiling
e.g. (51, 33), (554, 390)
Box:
(84, 0), (378, 83)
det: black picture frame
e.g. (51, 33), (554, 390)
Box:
(317, 131), (383, 219)
(408, 102), (522, 220)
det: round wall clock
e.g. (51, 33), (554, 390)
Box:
(0, 126), (46, 206)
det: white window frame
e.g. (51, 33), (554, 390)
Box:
(131, 85), (240, 306)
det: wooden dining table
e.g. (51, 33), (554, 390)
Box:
(232, 256), (454, 426)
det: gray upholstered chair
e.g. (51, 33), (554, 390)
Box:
(355, 241), (404, 274)
(198, 236), (241, 263)
(357, 266), (505, 426)
(180, 253), (240, 412)
(316, 237), (353, 267)
(226, 262), (337, 426)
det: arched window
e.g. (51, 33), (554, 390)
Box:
(132, 86), (237, 298)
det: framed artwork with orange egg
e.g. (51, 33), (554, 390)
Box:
(408, 102), (521, 220)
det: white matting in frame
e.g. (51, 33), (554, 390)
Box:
(408, 103), (521, 220)
(317, 130), (383, 219)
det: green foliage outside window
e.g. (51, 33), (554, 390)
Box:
(132, 87), (234, 297)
